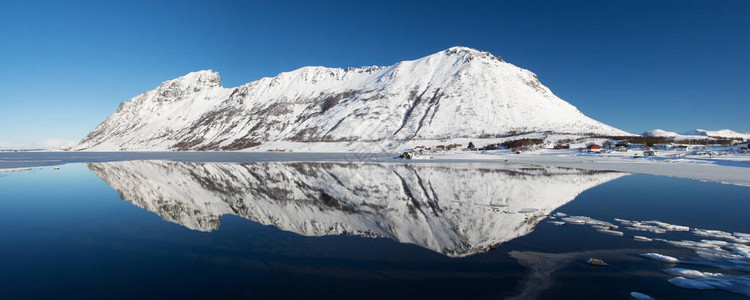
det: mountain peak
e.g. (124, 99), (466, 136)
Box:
(445, 46), (481, 53)
(169, 70), (222, 88)
(442, 46), (503, 62)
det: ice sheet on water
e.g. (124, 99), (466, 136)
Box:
(641, 220), (689, 232)
(664, 268), (750, 296)
(640, 253), (679, 263)
(634, 236), (653, 242)
(562, 217), (586, 225)
(668, 276), (715, 290)
(616, 218), (688, 233)
(692, 228), (750, 243)
(625, 225), (666, 234)
(0, 167), (31, 173)
(596, 229), (624, 236)
(650, 238), (750, 271)
(629, 291), (655, 300)
(561, 215), (615, 228)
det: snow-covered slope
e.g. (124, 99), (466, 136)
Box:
(76, 47), (630, 151)
(643, 129), (749, 140)
(87, 160), (626, 256)
(684, 129), (750, 140)
(642, 129), (685, 138)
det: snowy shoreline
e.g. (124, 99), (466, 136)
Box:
(2, 150), (750, 187)
(0, 167), (31, 173)
(428, 152), (750, 187)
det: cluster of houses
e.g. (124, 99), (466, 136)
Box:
(412, 143), (468, 153)
(401, 143), (476, 159)
(400, 140), (749, 159)
(552, 140), (750, 157)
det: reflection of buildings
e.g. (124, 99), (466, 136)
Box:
(88, 161), (626, 257)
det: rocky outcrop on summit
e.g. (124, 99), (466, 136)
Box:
(87, 160), (627, 256)
(76, 47), (630, 151)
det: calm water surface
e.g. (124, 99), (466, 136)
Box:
(0, 160), (747, 299)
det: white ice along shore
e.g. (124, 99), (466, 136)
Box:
(87, 160), (626, 257)
(75, 47), (629, 151)
(0, 167), (31, 173)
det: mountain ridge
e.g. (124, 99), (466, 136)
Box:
(643, 128), (750, 140)
(76, 47), (630, 151)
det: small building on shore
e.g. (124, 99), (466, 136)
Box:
(587, 144), (602, 152)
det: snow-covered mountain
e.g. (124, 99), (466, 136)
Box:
(87, 160), (626, 256)
(76, 47), (629, 151)
(641, 129), (684, 138)
(643, 128), (749, 140)
(683, 129), (750, 140)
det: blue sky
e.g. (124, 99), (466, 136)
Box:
(1, 0), (748, 148)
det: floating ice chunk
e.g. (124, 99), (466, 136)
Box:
(665, 268), (722, 278)
(554, 212), (567, 217)
(668, 276), (715, 290)
(547, 221), (566, 226)
(663, 268), (750, 296)
(641, 253), (679, 263)
(657, 239), (723, 249)
(642, 220), (690, 231)
(629, 291), (655, 300)
(562, 217), (586, 225)
(592, 224), (619, 230)
(734, 232), (750, 240)
(693, 228), (735, 239)
(597, 229), (624, 236)
(634, 236), (653, 242)
(648, 238), (750, 272)
(616, 218), (689, 232)
(561, 216), (616, 229)
(614, 218), (642, 227)
(625, 225), (667, 234)
(693, 229), (750, 243)
(727, 243), (750, 259)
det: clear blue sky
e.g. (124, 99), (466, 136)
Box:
(1, 0), (748, 148)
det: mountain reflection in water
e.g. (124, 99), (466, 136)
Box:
(87, 161), (626, 257)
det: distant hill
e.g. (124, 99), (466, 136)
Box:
(643, 129), (749, 140)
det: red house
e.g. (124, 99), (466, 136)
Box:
(587, 144), (602, 150)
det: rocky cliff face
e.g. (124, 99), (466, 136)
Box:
(76, 47), (629, 151)
(87, 160), (626, 256)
